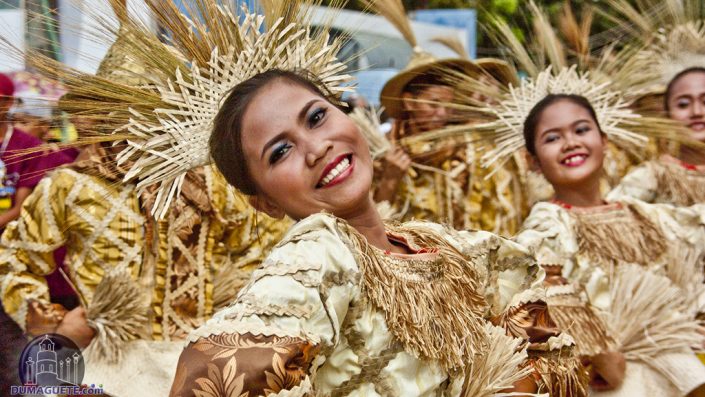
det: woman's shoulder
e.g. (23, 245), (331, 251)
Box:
(522, 201), (571, 228)
(264, 212), (361, 273)
(276, 212), (349, 244)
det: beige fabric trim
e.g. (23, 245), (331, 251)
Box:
(266, 376), (314, 397)
(185, 321), (320, 346)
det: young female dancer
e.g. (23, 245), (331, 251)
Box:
(167, 69), (584, 397)
(515, 92), (705, 396)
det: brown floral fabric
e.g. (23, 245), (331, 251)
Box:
(169, 333), (320, 397)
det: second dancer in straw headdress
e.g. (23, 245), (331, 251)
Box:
(603, 3), (705, 206)
(459, 58), (705, 394)
(364, 0), (525, 235)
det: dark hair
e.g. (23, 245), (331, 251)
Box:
(523, 94), (603, 156)
(403, 72), (450, 96)
(210, 69), (341, 195)
(664, 67), (705, 113)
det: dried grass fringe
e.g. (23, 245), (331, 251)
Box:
(656, 161), (705, 206)
(608, 264), (702, 360)
(530, 348), (589, 397)
(342, 220), (490, 371)
(85, 266), (149, 364)
(459, 324), (533, 397)
(547, 291), (615, 357)
(573, 204), (666, 265)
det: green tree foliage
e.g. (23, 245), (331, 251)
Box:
(320, 1), (658, 57)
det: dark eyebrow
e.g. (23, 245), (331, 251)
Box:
(538, 119), (590, 139)
(260, 99), (320, 160)
(260, 132), (287, 160)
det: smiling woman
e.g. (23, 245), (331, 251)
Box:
(168, 68), (589, 397)
(523, 94), (607, 208)
(515, 91), (705, 397)
(211, 69), (374, 223)
(609, 67), (705, 206)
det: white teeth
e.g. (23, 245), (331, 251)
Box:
(563, 155), (586, 165)
(320, 157), (350, 186)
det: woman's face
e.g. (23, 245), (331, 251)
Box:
(532, 100), (606, 190)
(240, 79), (374, 221)
(402, 85), (454, 133)
(667, 71), (705, 142)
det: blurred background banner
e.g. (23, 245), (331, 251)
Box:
(0, 0), (476, 109)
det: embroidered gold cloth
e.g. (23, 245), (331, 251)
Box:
(377, 122), (526, 237)
(0, 143), (289, 341)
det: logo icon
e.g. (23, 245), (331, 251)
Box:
(19, 333), (84, 386)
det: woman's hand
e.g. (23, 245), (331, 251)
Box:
(26, 300), (68, 336)
(381, 145), (411, 180)
(373, 145), (411, 203)
(55, 307), (96, 348)
(585, 351), (626, 391)
(508, 375), (538, 394)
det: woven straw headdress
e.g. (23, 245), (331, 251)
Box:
(432, 1), (691, 171)
(478, 65), (649, 169)
(29, 0), (352, 218)
(597, 0), (705, 96)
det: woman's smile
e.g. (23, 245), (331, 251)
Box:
(560, 152), (589, 167)
(317, 153), (354, 188)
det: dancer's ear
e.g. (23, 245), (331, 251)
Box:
(248, 195), (285, 219)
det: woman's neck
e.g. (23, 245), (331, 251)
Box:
(552, 178), (604, 208)
(343, 199), (408, 254)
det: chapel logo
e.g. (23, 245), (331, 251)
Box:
(11, 333), (103, 395)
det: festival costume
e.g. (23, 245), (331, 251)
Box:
(608, 156), (705, 206)
(605, 15), (705, 206)
(1, 7), (290, 393)
(362, 118), (525, 235)
(0, 143), (286, 395)
(442, 13), (705, 387)
(516, 199), (705, 396)
(171, 212), (582, 397)
(435, 4), (683, 208)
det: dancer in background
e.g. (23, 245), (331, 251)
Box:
(0, 2), (289, 395)
(365, 0), (525, 236)
(464, 64), (705, 395)
(609, 62), (705, 205)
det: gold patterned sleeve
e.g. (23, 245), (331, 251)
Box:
(170, 333), (320, 397)
(0, 172), (71, 332)
(170, 214), (360, 397)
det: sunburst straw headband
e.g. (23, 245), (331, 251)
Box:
(633, 21), (705, 90)
(22, 0), (352, 219)
(593, 1), (705, 97)
(446, 65), (692, 171)
(118, 10), (351, 218)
